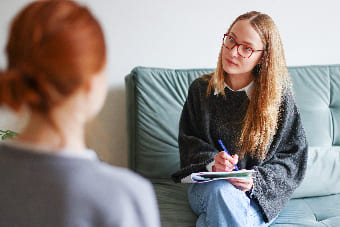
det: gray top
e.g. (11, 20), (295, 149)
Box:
(172, 76), (308, 222)
(0, 142), (161, 227)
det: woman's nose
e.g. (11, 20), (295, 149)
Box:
(230, 45), (238, 57)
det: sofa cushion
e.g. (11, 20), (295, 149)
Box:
(152, 179), (196, 227)
(293, 146), (340, 198)
(289, 66), (331, 146)
(126, 67), (213, 178)
(289, 65), (340, 147)
(271, 194), (340, 226)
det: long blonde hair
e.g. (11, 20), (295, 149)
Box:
(207, 11), (291, 160)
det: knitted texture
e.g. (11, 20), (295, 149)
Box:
(171, 76), (308, 222)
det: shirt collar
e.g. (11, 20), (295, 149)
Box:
(1, 140), (98, 161)
(214, 80), (254, 100)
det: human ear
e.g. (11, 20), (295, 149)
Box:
(83, 76), (95, 95)
(254, 55), (264, 74)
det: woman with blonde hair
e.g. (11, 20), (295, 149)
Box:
(0, 0), (160, 226)
(172, 11), (308, 226)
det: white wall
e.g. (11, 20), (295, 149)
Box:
(0, 0), (339, 167)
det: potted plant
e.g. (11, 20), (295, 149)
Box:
(0, 130), (18, 140)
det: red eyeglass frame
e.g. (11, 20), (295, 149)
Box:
(223, 34), (263, 59)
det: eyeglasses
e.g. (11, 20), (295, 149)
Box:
(223, 34), (263, 58)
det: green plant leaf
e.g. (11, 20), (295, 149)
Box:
(0, 130), (18, 140)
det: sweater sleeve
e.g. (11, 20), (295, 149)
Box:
(249, 91), (308, 223)
(171, 78), (218, 183)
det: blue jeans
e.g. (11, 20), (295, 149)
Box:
(188, 180), (272, 227)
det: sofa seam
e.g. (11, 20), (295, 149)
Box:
(303, 199), (322, 223)
(328, 66), (332, 145)
(126, 69), (138, 170)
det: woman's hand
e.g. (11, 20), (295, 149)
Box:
(227, 176), (254, 192)
(212, 151), (238, 172)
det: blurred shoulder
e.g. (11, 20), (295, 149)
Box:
(94, 162), (153, 192)
(80, 161), (160, 226)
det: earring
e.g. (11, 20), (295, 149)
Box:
(253, 64), (261, 74)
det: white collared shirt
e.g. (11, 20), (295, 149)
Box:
(214, 80), (255, 100)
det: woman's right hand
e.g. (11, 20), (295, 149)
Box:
(212, 151), (239, 172)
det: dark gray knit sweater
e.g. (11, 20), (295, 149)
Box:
(171, 76), (308, 223)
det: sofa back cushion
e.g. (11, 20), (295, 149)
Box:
(289, 65), (340, 146)
(125, 65), (340, 197)
(292, 146), (340, 198)
(126, 68), (212, 178)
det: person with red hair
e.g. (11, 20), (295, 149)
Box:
(0, 1), (160, 226)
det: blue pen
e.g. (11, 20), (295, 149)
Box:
(218, 139), (239, 171)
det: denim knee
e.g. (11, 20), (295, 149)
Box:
(188, 181), (244, 213)
(188, 181), (253, 226)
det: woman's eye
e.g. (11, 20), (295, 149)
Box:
(228, 37), (235, 43)
(243, 46), (253, 52)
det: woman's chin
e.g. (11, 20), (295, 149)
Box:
(222, 66), (239, 75)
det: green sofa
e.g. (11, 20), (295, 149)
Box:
(125, 65), (340, 227)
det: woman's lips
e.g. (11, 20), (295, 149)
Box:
(226, 59), (238, 66)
